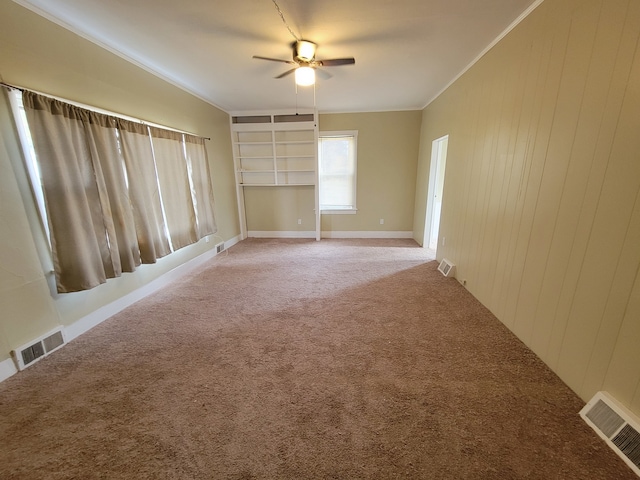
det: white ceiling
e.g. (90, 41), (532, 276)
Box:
(16, 0), (540, 114)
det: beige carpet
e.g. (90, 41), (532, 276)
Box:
(0, 238), (635, 479)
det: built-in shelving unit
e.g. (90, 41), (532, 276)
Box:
(230, 110), (319, 240)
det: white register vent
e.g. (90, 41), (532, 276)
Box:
(11, 327), (66, 371)
(437, 258), (455, 277)
(580, 391), (640, 477)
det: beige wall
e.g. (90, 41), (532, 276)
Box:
(414, 0), (640, 416)
(243, 111), (422, 235)
(0, 2), (238, 362)
(319, 111), (422, 233)
(244, 186), (316, 233)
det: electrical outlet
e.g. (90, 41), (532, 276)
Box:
(380, 219), (384, 225)
(297, 219), (302, 225)
(442, 237), (446, 246)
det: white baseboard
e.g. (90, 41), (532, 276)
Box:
(321, 230), (414, 239)
(0, 357), (18, 383)
(224, 234), (241, 249)
(248, 230), (317, 239)
(248, 230), (413, 239)
(66, 234), (240, 342)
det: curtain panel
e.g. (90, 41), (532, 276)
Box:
(21, 91), (216, 293)
(84, 111), (142, 275)
(117, 120), (172, 263)
(149, 127), (198, 250)
(185, 135), (217, 238)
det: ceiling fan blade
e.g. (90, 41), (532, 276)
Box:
(318, 58), (356, 67)
(315, 68), (332, 80)
(275, 68), (297, 79)
(253, 55), (297, 65)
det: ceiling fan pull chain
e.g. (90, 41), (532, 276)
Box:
(271, 0), (300, 41)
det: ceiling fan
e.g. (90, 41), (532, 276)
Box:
(253, 40), (355, 86)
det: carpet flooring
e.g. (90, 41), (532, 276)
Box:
(0, 238), (635, 479)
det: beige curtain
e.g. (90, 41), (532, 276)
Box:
(184, 135), (217, 238)
(23, 92), (135, 292)
(22, 91), (216, 293)
(84, 112), (140, 273)
(149, 127), (198, 250)
(117, 120), (171, 262)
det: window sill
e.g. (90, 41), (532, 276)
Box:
(320, 209), (357, 215)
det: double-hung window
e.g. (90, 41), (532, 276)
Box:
(318, 131), (358, 213)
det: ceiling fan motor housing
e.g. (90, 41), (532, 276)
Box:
(295, 40), (317, 62)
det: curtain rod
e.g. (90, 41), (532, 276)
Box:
(1, 81), (23, 92)
(1, 81), (211, 141)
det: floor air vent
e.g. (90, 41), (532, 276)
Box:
(580, 391), (640, 477)
(12, 327), (66, 371)
(437, 259), (455, 277)
(216, 242), (225, 254)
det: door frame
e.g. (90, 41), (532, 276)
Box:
(423, 134), (448, 251)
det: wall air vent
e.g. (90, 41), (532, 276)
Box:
(437, 258), (455, 277)
(274, 113), (315, 123)
(580, 391), (640, 477)
(232, 115), (271, 124)
(232, 113), (316, 124)
(216, 242), (225, 254)
(11, 327), (66, 371)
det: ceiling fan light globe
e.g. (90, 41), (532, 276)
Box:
(296, 41), (317, 61)
(295, 66), (315, 86)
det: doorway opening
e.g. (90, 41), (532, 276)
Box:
(424, 135), (448, 251)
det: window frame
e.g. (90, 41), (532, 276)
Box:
(318, 130), (358, 215)
(7, 89), (52, 247)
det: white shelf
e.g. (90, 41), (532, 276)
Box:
(230, 109), (319, 241)
(232, 130), (316, 186)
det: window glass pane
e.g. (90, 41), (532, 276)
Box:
(320, 176), (353, 207)
(319, 134), (356, 210)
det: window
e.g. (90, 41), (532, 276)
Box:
(7, 89), (51, 246)
(318, 131), (357, 213)
(7, 87), (217, 293)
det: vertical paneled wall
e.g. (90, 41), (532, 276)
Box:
(415, 0), (640, 415)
